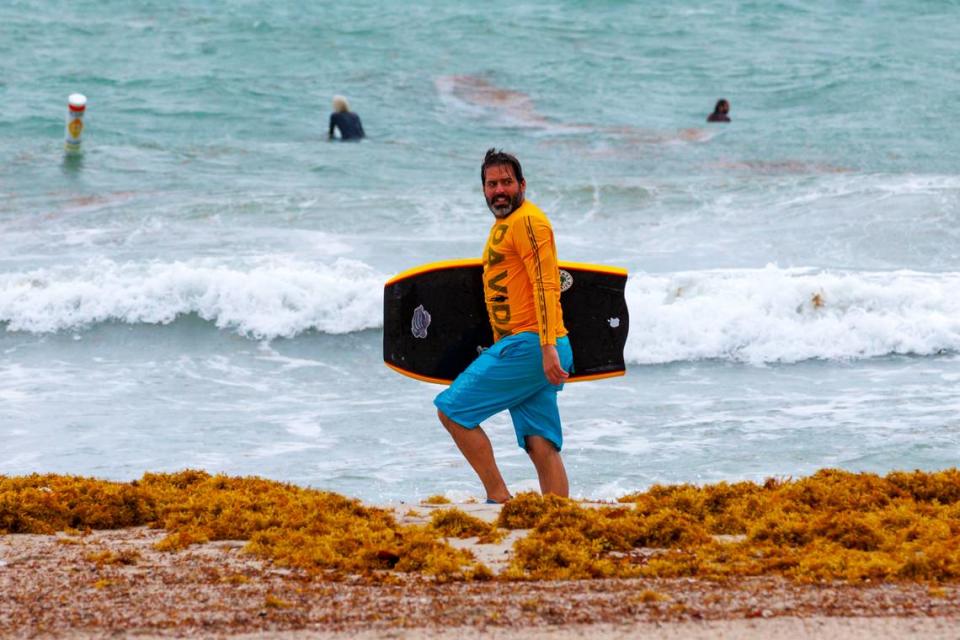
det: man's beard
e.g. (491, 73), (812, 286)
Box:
(487, 191), (524, 218)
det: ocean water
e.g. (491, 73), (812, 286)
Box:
(2, 1), (960, 502)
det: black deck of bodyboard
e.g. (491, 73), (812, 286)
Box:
(383, 259), (628, 384)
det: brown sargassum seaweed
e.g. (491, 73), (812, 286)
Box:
(2, 468), (960, 583)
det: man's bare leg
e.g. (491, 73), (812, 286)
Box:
(525, 435), (569, 497)
(438, 410), (511, 503)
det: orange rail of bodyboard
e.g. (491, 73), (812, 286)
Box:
(557, 261), (628, 278)
(385, 259), (627, 287)
(384, 258), (481, 288)
(383, 361), (458, 385)
(385, 360), (626, 386)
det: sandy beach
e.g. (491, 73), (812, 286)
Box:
(3, 501), (959, 639)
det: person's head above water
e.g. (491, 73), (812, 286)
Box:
(481, 148), (526, 218)
(332, 95), (351, 113)
(707, 98), (731, 122)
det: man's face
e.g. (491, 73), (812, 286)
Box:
(483, 163), (526, 218)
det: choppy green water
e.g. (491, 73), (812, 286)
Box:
(2, 1), (959, 501)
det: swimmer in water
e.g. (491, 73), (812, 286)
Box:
(328, 95), (365, 141)
(707, 99), (731, 123)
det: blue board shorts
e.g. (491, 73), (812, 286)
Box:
(434, 332), (573, 451)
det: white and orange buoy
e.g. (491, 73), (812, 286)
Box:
(64, 93), (87, 154)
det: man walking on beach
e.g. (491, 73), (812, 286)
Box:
(434, 149), (573, 503)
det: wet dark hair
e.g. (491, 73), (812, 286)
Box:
(481, 148), (524, 185)
(713, 99), (729, 114)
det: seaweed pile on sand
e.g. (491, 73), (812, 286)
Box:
(3, 468), (960, 584)
(0, 471), (485, 581)
(501, 468), (960, 582)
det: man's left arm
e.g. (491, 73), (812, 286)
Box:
(541, 343), (568, 385)
(516, 214), (569, 385)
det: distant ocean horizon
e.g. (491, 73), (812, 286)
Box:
(2, 1), (959, 502)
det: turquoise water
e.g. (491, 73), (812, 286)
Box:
(2, 1), (960, 501)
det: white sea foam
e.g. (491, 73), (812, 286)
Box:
(625, 265), (960, 364)
(0, 257), (385, 338)
(4, 260), (960, 363)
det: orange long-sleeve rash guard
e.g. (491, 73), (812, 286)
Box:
(481, 200), (568, 345)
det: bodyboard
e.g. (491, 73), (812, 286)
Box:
(383, 259), (628, 384)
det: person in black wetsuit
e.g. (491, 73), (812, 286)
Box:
(329, 95), (365, 140)
(707, 99), (730, 123)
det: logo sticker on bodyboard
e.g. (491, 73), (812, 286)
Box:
(559, 269), (573, 292)
(411, 304), (431, 338)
